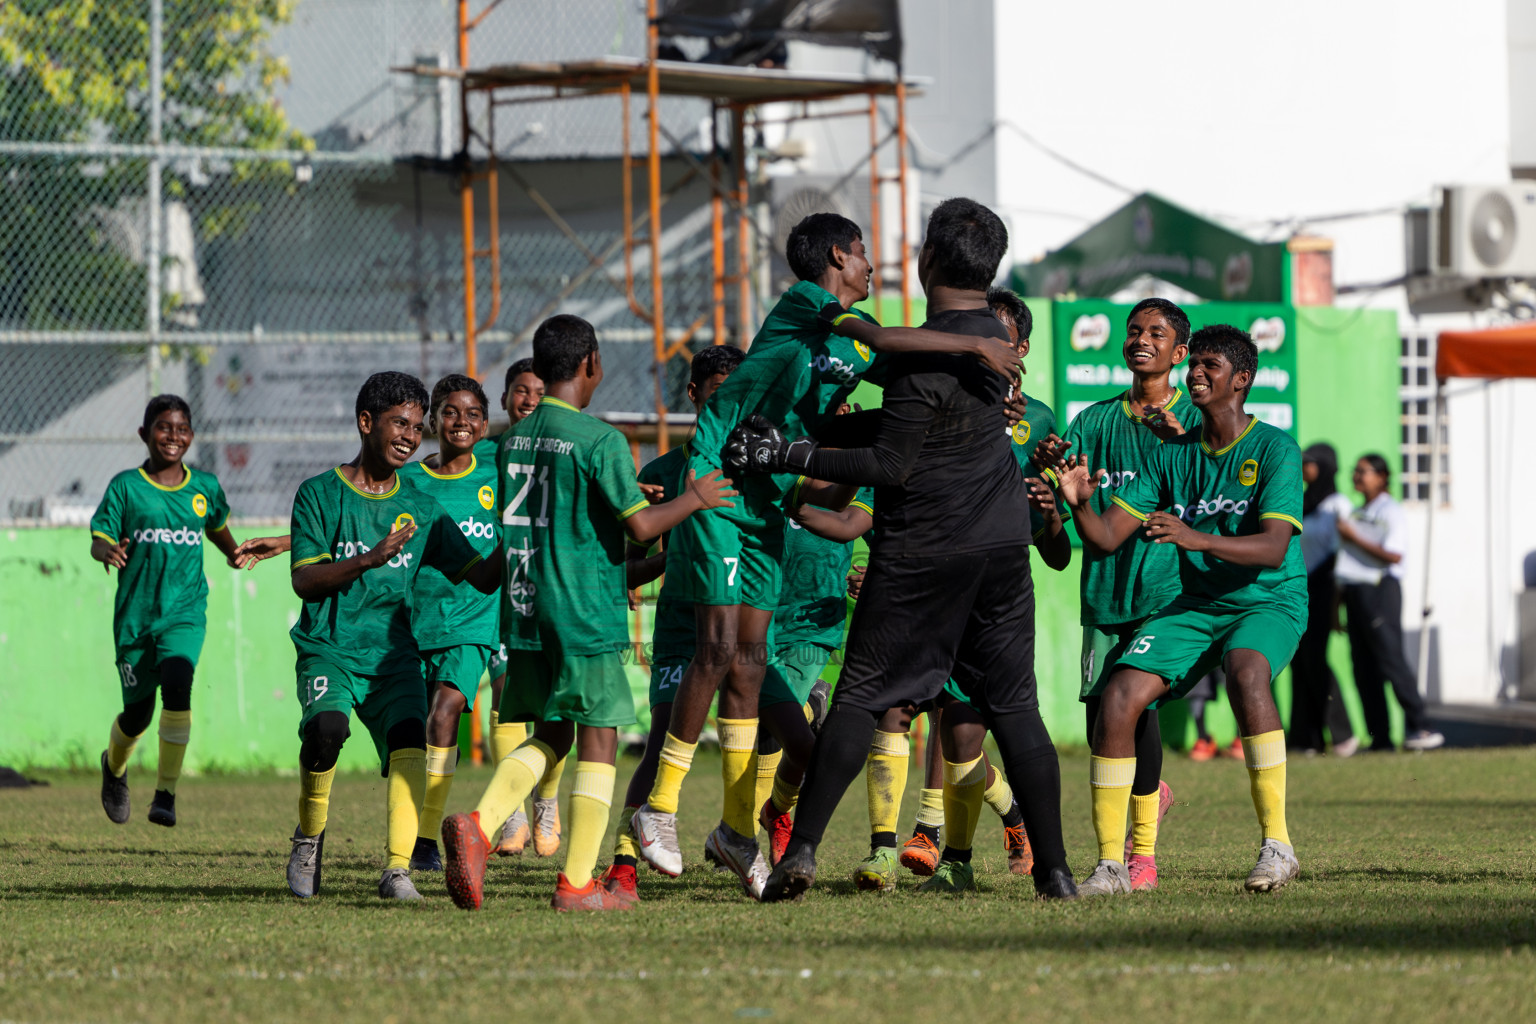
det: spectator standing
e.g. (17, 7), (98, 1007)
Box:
(1334, 454), (1445, 752)
(1289, 444), (1359, 756)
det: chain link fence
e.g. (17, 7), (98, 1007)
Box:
(2, 0), (741, 523)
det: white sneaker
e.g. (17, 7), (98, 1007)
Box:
(630, 802), (683, 877)
(1077, 858), (1132, 897)
(1245, 838), (1300, 893)
(703, 821), (769, 900)
(1332, 736), (1359, 758)
(1403, 730), (1445, 751)
(377, 867), (423, 901)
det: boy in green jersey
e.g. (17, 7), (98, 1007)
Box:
(267, 371), (501, 901)
(90, 394), (254, 828)
(634, 212), (1021, 883)
(441, 314), (735, 913)
(402, 374), (501, 873)
(604, 344), (746, 902)
(1056, 324), (1306, 896)
(1039, 298), (1199, 890)
(477, 358), (562, 858)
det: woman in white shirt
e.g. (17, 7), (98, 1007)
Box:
(1290, 444), (1358, 755)
(1334, 454), (1445, 752)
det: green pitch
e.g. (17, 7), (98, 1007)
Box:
(4, 748), (1535, 1022)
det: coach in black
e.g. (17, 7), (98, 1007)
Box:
(726, 197), (1077, 901)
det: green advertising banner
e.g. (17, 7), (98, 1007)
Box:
(1014, 193), (1287, 303)
(1053, 300), (1298, 437)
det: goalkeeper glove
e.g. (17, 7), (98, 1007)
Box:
(723, 415), (818, 475)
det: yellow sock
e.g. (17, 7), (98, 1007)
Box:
(537, 754), (568, 801)
(613, 804), (639, 859)
(1090, 755), (1136, 863)
(718, 718), (759, 836)
(914, 787), (945, 830)
(648, 732), (697, 814)
(490, 711), (527, 763)
(474, 739), (554, 831)
(564, 761), (616, 887)
(865, 730), (910, 838)
(298, 765), (335, 837)
(942, 755), (987, 852)
(385, 748), (427, 870)
(770, 772), (800, 815)
(156, 709), (191, 794)
(981, 762), (1014, 821)
(418, 744), (458, 840)
(755, 748), (783, 812)
(1243, 730), (1290, 847)
(1130, 791), (1161, 856)
(106, 716), (143, 777)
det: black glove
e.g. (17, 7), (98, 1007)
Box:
(723, 415), (818, 475)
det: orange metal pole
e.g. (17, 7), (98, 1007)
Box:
(458, 0), (477, 374)
(647, 2), (667, 453)
(895, 78), (912, 326)
(868, 93), (883, 324)
(710, 124), (726, 347)
(733, 106), (751, 343)
(473, 151), (501, 361)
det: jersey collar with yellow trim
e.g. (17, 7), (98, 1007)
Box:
(332, 465), (400, 500)
(419, 452), (478, 480)
(137, 465), (192, 492)
(1199, 414), (1258, 457)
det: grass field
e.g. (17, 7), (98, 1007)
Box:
(4, 746), (1536, 1023)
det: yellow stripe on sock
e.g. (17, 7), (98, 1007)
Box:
(491, 711), (527, 763)
(155, 709), (191, 794)
(475, 739), (554, 831)
(756, 748), (783, 813)
(613, 804), (639, 859)
(565, 761), (616, 887)
(942, 756), (987, 852)
(298, 766), (335, 837)
(1130, 790), (1160, 857)
(648, 732), (697, 815)
(981, 762), (1014, 820)
(386, 749), (427, 870)
(914, 787), (945, 829)
(107, 716), (142, 777)
(1244, 730), (1290, 846)
(418, 744), (459, 841)
(1090, 755), (1135, 863)
(718, 718), (759, 836)
(866, 730), (910, 837)
(537, 755), (568, 800)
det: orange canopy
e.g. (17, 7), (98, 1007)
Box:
(1436, 322), (1536, 379)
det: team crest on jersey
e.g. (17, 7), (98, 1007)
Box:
(854, 340), (871, 361)
(478, 484), (494, 510)
(1011, 421), (1031, 446)
(1239, 459), (1258, 487)
(393, 512), (416, 532)
(191, 493), (208, 517)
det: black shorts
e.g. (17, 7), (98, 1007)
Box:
(834, 545), (1037, 718)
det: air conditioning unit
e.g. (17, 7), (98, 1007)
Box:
(1430, 183), (1536, 278)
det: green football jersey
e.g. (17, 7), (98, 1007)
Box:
(774, 485), (874, 648)
(1112, 415), (1306, 612)
(691, 280), (882, 504)
(90, 465), (231, 648)
(498, 397), (649, 656)
(638, 444), (696, 662)
(1062, 389), (1204, 625)
(403, 453), (501, 650)
(289, 467), (482, 676)
(1008, 389), (1064, 540)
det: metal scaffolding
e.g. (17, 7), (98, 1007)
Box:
(404, 0), (917, 451)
